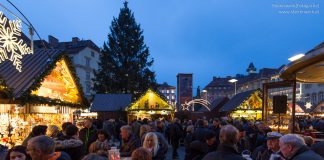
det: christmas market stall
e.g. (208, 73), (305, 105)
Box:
(219, 89), (263, 120)
(0, 49), (88, 146)
(90, 94), (132, 121)
(126, 89), (175, 122)
(279, 42), (324, 133)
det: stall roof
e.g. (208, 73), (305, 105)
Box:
(0, 49), (62, 98)
(198, 97), (229, 112)
(280, 42), (324, 83)
(91, 94), (132, 112)
(220, 90), (257, 112)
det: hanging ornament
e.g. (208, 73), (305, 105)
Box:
(0, 11), (33, 72)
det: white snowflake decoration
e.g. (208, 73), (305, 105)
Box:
(0, 11), (33, 72)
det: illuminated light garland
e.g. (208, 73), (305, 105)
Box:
(0, 11), (33, 72)
(181, 99), (211, 111)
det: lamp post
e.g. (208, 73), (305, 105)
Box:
(229, 79), (238, 95)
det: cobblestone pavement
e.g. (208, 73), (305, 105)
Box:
(166, 145), (185, 160)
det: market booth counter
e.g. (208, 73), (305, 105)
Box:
(0, 49), (88, 147)
(220, 89), (263, 121)
(126, 89), (175, 121)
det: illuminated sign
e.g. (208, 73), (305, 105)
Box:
(30, 106), (57, 114)
(0, 11), (33, 72)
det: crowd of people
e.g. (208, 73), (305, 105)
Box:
(0, 116), (324, 160)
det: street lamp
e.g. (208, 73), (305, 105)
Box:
(229, 79), (238, 95)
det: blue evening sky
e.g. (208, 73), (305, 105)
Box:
(3, 0), (324, 90)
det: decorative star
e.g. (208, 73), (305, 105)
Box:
(305, 102), (312, 109)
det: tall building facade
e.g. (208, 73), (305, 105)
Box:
(177, 74), (193, 111)
(203, 63), (282, 101)
(157, 82), (176, 107)
(35, 36), (101, 99)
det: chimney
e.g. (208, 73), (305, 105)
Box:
(48, 35), (59, 46)
(72, 37), (80, 42)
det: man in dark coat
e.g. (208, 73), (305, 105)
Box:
(210, 118), (221, 147)
(166, 118), (183, 159)
(79, 119), (97, 154)
(27, 135), (71, 160)
(279, 134), (323, 160)
(120, 125), (141, 157)
(55, 125), (84, 160)
(202, 125), (245, 160)
(193, 119), (209, 142)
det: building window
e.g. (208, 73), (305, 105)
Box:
(318, 92), (323, 101)
(167, 96), (170, 99)
(312, 93), (317, 103)
(85, 57), (90, 67)
(305, 94), (310, 102)
(85, 81), (91, 95)
(91, 51), (95, 57)
(171, 89), (175, 93)
(305, 84), (311, 89)
(172, 95), (175, 99)
(166, 90), (169, 93)
(86, 72), (90, 81)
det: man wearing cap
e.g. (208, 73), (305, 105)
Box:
(259, 132), (282, 160)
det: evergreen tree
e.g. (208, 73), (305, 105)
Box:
(93, 1), (156, 100)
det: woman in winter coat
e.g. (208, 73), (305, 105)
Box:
(143, 132), (166, 160)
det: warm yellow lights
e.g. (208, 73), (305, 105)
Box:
(31, 59), (81, 103)
(0, 12), (33, 72)
(128, 89), (173, 111)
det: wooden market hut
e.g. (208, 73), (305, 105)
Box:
(90, 94), (132, 121)
(126, 89), (175, 122)
(0, 49), (88, 146)
(219, 89), (263, 120)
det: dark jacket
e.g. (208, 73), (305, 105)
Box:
(288, 146), (323, 160)
(185, 140), (208, 160)
(193, 127), (209, 142)
(79, 125), (97, 153)
(311, 141), (324, 158)
(202, 144), (245, 160)
(54, 136), (84, 160)
(167, 122), (183, 141)
(251, 144), (267, 160)
(0, 144), (7, 160)
(120, 135), (141, 157)
(153, 132), (169, 160)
